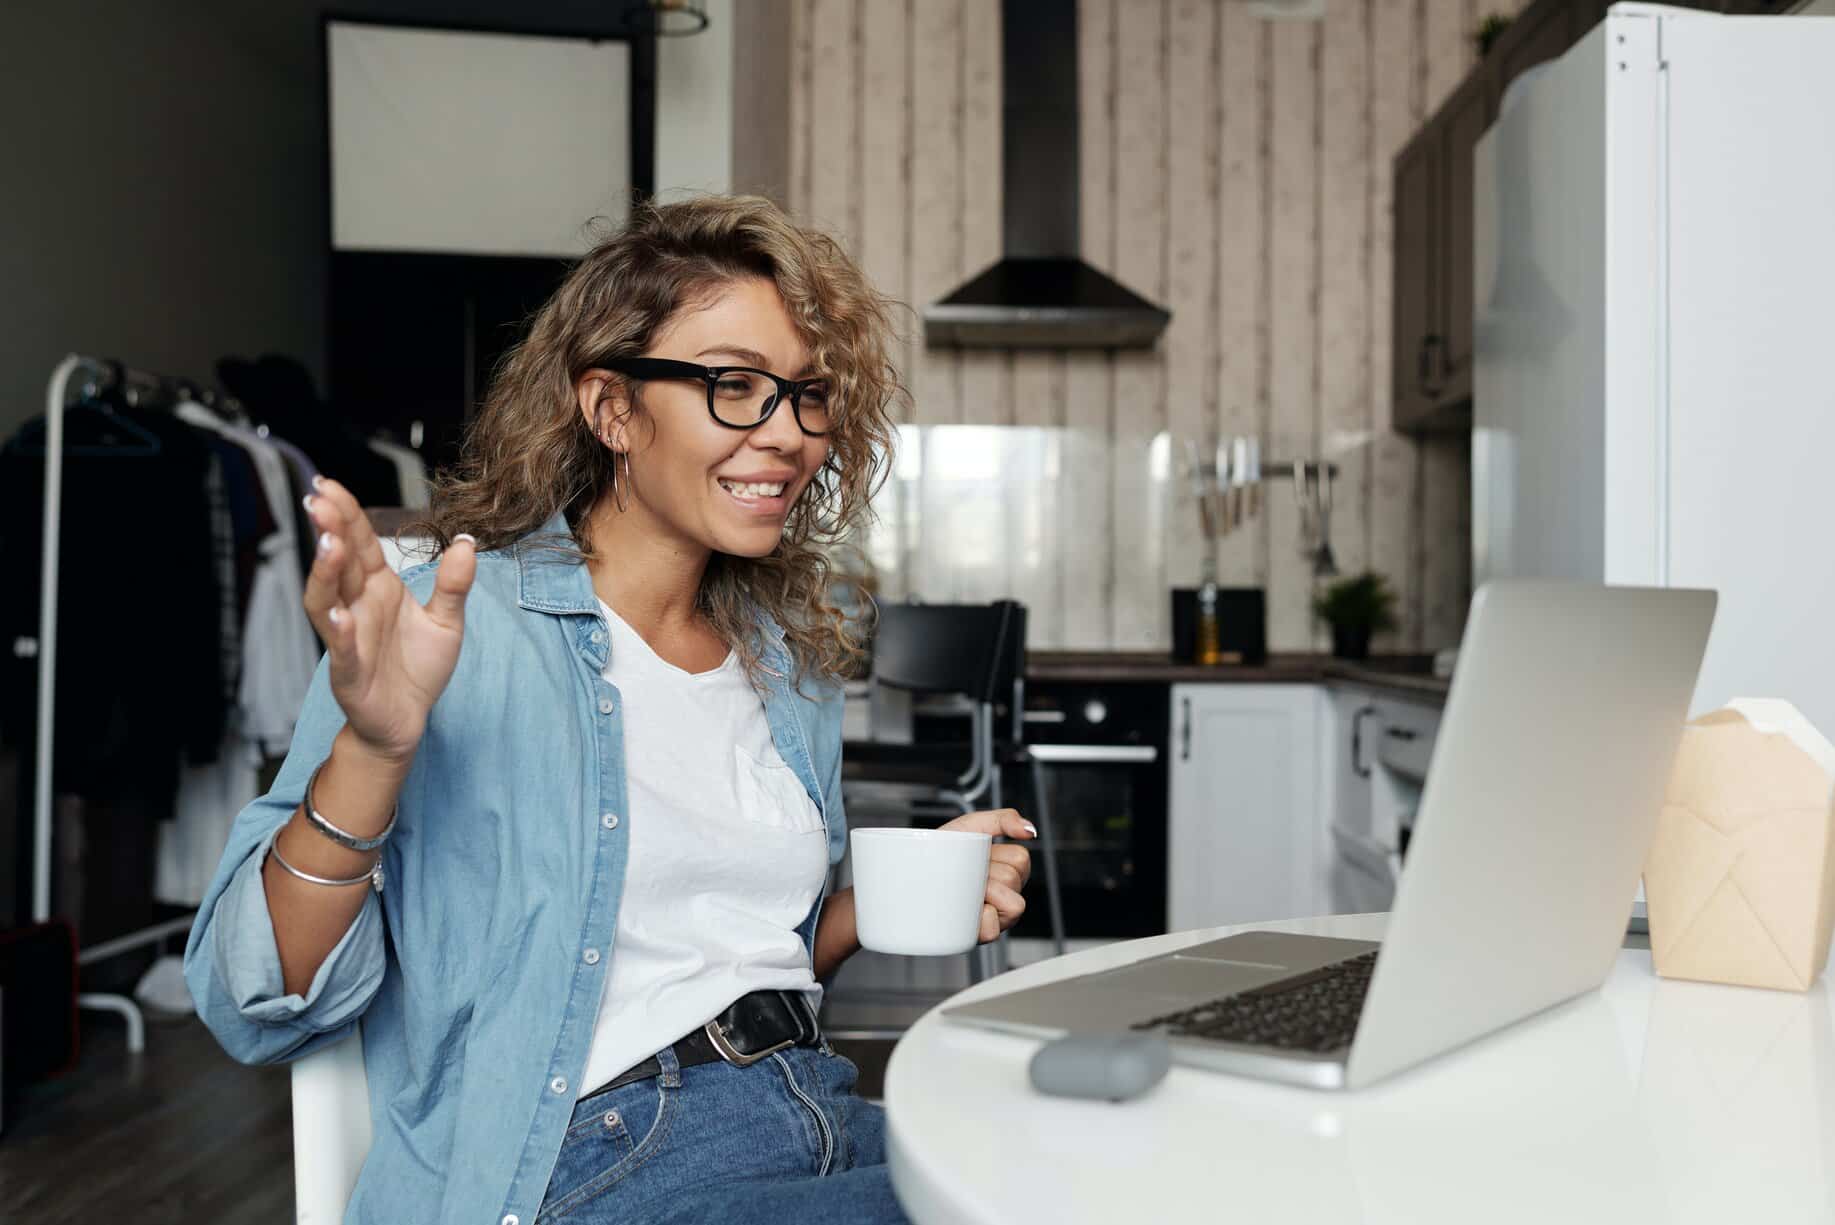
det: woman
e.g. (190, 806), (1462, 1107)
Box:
(185, 195), (1034, 1225)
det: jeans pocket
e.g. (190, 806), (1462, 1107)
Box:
(538, 1080), (675, 1222)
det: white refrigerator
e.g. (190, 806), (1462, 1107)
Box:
(1474, 3), (1835, 735)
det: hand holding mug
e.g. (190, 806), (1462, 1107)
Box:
(937, 808), (1036, 944)
(850, 809), (1035, 956)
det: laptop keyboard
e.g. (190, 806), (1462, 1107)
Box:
(1129, 951), (1379, 1054)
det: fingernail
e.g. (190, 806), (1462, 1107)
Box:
(327, 606), (343, 625)
(316, 531), (332, 556)
(301, 493), (315, 513)
(1022, 821), (1038, 837)
(310, 474), (325, 491)
(453, 532), (477, 546)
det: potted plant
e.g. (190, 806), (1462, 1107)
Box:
(1313, 571), (1398, 661)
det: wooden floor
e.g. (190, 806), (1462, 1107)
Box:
(2, 1014), (295, 1223)
(1, 1013), (897, 1223)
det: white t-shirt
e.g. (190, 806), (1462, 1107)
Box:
(577, 601), (829, 1097)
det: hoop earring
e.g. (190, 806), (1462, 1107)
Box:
(613, 450), (631, 513)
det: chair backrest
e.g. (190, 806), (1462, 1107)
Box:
(291, 1028), (372, 1223)
(993, 601), (1028, 745)
(869, 602), (1014, 700)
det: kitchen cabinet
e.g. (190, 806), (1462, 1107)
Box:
(1322, 689), (1377, 850)
(1391, 131), (1439, 433)
(1492, 0), (1580, 95)
(1391, 53), (1495, 434)
(1168, 685), (1322, 930)
(1391, 0), (1771, 436)
(1322, 687), (1442, 914)
(1433, 74), (1495, 414)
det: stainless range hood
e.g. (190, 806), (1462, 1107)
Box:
(923, 0), (1170, 350)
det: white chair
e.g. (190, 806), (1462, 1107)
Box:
(291, 1028), (372, 1223)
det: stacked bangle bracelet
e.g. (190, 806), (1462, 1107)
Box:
(303, 759), (398, 850)
(264, 758), (398, 893)
(270, 839), (385, 893)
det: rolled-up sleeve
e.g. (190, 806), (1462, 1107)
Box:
(183, 652), (388, 1065)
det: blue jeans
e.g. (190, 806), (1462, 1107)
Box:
(535, 1041), (909, 1224)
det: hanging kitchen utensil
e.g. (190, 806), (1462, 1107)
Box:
(1214, 437), (1234, 535)
(1312, 462), (1338, 578)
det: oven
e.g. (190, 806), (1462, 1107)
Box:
(1008, 681), (1170, 943)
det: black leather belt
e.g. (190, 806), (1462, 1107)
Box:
(581, 989), (822, 1102)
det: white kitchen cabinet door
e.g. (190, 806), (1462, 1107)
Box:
(1323, 689), (1378, 841)
(1168, 685), (1323, 930)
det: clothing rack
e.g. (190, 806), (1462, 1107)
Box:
(31, 353), (204, 1052)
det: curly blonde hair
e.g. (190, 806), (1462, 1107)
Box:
(410, 195), (902, 684)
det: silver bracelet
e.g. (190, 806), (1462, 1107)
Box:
(303, 759), (398, 851)
(269, 838), (385, 893)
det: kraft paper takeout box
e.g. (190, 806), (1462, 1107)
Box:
(1646, 699), (1835, 992)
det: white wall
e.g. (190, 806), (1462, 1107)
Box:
(655, 0), (735, 197)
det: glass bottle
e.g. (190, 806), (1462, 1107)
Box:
(1196, 581), (1222, 666)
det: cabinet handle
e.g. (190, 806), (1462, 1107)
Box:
(1418, 334), (1444, 399)
(1351, 704), (1379, 778)
(1180, 696), (1192, 762)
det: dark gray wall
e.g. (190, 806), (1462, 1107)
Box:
(0, 0), (661, 441)
(0, 2), (324, 439)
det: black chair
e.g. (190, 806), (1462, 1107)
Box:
(841, 600), (1066, 975)
(843, 599), (1021, 812)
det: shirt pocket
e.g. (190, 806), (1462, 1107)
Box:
(733, 745), (826, 837)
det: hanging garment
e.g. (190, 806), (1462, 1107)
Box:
(156, 732), (260, 906)
(263, 432), (324, 588)
(0, 398), (229, 811)
(218, 355), (401, 506)
(176, 403), (319, 752)
(369, 437), (432, 508)
(155, 406), (321, 904)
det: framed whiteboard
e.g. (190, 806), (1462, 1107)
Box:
(328, 21), (637, 257)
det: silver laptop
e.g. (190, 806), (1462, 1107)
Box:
(945, 581), (1716, 1089)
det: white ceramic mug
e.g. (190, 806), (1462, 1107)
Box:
(850, 827), (991, 956)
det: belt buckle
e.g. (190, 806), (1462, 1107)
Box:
(704, 1017), (794, 1068)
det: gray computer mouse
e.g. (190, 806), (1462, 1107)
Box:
(1028, 1032), (1171, 1102)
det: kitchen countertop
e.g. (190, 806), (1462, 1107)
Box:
(1025, 650), (1450, 702)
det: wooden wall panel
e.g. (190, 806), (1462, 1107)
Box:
(1263, 22), (1320, 653)
(1367, 0), (1422, 649)
(907, 0), (964, 431)
(857, 1), (912, 422)
(1109, 0), (1170, 647)
(1061, 0), (1118, 648)
(784, 0), (1507, 651)
(1213, 3), (1265, 592)
(806, 0), (859, 240)
(788, 0), (813, 222)
(1163, 0), (1221, 600)
(1320, 0), (1372, 596)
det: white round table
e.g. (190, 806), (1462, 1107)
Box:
(885, 913), (1835, 1224)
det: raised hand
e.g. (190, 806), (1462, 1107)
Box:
(938, 808), (1037, 943)
(301, 478), (476, 766)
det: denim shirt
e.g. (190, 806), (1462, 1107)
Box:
(183, 512), (848, 1225)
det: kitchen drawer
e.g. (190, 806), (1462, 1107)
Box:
(1329, 823), (1400, 914)
(1374, 701), (1440, 781)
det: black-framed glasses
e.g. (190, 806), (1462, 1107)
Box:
(600, 357), (832, 437)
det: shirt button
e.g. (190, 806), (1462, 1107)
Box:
(591, 629), (605, 644)
(598, 697), (615, 715)
(550, 1076), (568, 1095)
(583, 948), (601, 965)
(602, 812), (620, 830)
(502, 1216), (520, 1225)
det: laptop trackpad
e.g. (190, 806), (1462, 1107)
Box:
(1096, 957), (1288, 1010)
